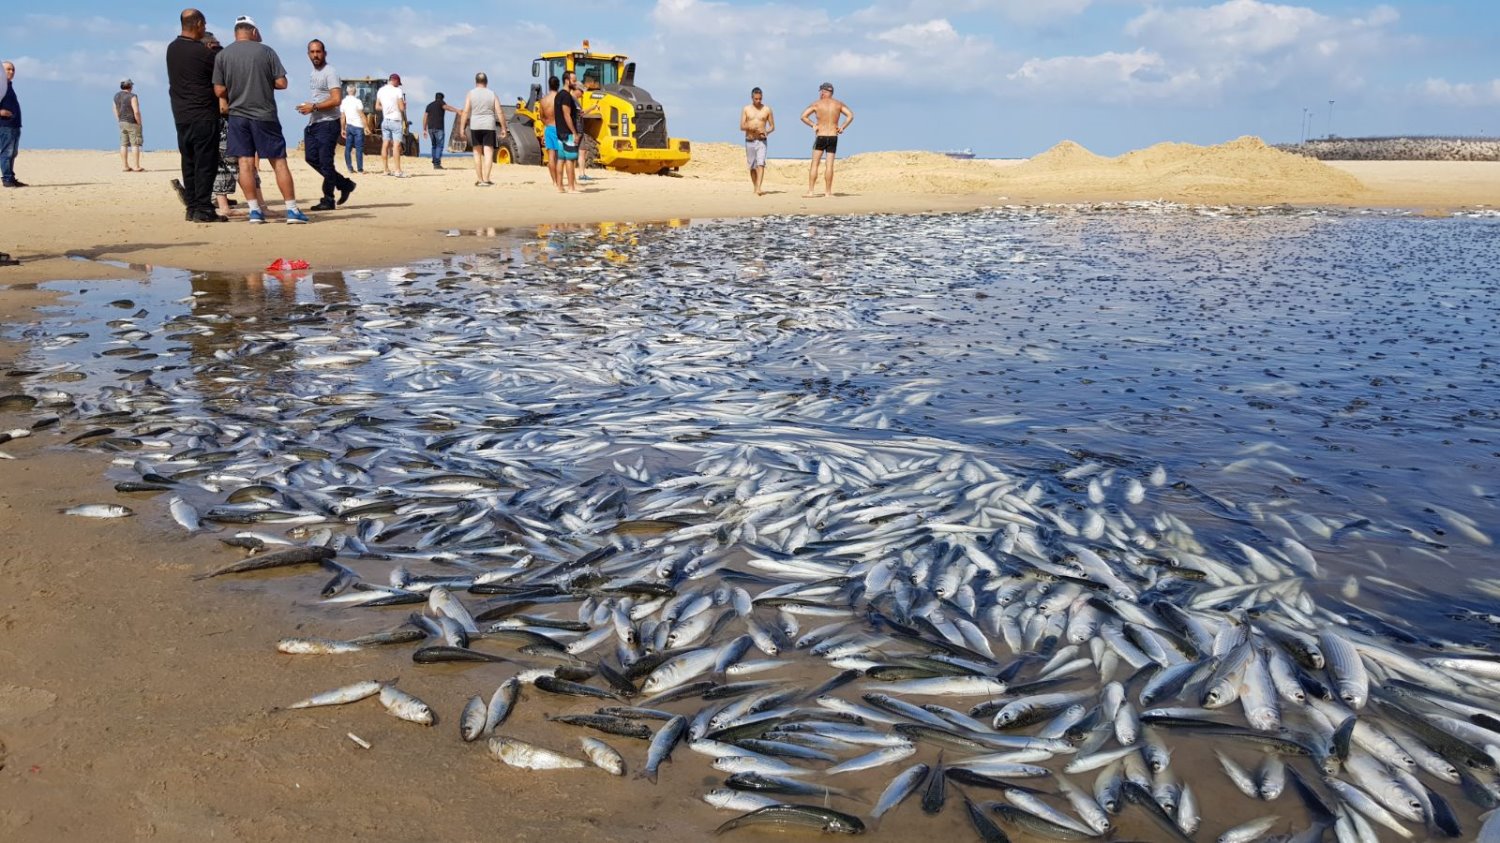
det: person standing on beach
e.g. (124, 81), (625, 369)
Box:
(539, 76), (562, 191)
(0, 61), (25, 189)
(0, 64), (16, 264)
(202, 32), (244, 220)
(554, 71), (581, 193)
(740, 87), (774, 195)
(459, 73), (507, 187)
(213, 17), (307, 223)
(376, 73), (408, 177)
(165, 9), (220, 221)
(339, 83), (365, 174)
(297, 39), (355, 212)
(799, 82), (853, 198)
(113, 80), (145, 173)
(423, 93), (460, 170)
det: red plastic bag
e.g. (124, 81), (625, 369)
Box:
(266, 258), (310, 271)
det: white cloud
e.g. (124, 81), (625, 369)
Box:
(874, 19), (960, 47)
(1007, 0), (1404, 105)
(1008, 49), (1211, 102)
(852, 0), (1094, 27)
(1419, 78), (1500, 107)
(1126, 0), (1328, 56)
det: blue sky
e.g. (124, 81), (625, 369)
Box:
(4, 1), (1497, 157)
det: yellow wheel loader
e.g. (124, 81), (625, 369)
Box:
(456, 41), (690, 174)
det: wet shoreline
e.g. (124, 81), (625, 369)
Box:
(4, 208), (1500, 841)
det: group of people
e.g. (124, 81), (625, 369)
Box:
(167, 8), (355, 224)
(739, 82), (855, 197)
(6, 9), (861, 245)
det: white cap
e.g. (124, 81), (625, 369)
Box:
(235, 15), (257, 28)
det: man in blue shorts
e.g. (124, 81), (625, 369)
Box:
(213, 17), (306, 223)
(540, 75), (563, 192)
(554, 71), (580, 193)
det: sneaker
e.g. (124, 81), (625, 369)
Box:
(392, 172), (408, 179)
(248, 209), (265, 224)
(285, 208), (309, 225)
(337, 182), (356, 206)
(189, 211), (226, 223)
(310, 199), (337, 212)
(3, 180), (26, 188)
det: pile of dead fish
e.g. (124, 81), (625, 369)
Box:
(5, 211), (1500, 841)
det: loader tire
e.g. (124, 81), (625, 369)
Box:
(506, 119), (542, 166)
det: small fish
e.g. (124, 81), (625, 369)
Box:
(484, 677), (520, 735)
(194, 545), (336, 580)
(579, 736), (626, 775)
(714, 804), (865, 835)
(62, 503), (133, 518)
(488, 736), (588, 770)
(378, 684), (435, 725)
(282, 679), (384, 709)
(275, 637), (363, 655)
(639, 715), (688, 783)
(460, 695), (487, 742)
(871, 763), (929, 820)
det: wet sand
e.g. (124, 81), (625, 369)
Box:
(3, 144), (1499, 841)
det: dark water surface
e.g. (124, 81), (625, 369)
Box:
(7, 208), (1500, 841)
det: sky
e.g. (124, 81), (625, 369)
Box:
(3, 1), (1497, 157)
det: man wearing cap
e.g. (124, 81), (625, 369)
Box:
(113, 79), (145, 173)
(376, 73), (407, 177)
(297, 39), (355, 211)
(166, 9), (220, 221)
(799, 82), (853, 198)
(213, 16), (307, 223)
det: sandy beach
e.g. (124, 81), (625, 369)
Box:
(2, 139), (1499, 842)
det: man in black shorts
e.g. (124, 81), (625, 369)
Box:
(799, 81), (853, 198)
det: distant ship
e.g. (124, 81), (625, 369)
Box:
(943, 148), (976, 160)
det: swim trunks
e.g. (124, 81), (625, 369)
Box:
(544, 125), (560, 152)
(745, 139), (766, 169)
(814, 135), (838, 154)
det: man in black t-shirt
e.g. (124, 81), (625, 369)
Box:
(553, 72), (580, 193)
(165, 8), (223, 223)
(422, 93), (460, 169)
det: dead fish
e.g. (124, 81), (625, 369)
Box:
(378, 684), (435, 725)
(282, 679), (384, 710)
(193, 545), (337, 580)
(61, 503), (133, 518)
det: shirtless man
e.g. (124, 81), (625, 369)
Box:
(799, 82), (853, 198)
(740, 87), (774, 195)
(539, 76), (562, 191)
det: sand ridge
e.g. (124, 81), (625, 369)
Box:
(684, 135), (1367, 205)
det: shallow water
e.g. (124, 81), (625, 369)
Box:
(7, 208), (1500, 841)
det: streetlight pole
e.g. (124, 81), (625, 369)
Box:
(1328, 100), (1335, 139)
(1300, 108), (1308, 144)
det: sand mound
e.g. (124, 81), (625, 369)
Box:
(1006, 135), (1366, 204)
(681, 137), (1366, 205)
(1021, 140), (1109, 171)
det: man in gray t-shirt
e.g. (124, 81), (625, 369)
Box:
(296, 39), (355, 211)
(211, 17), (305, 223)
